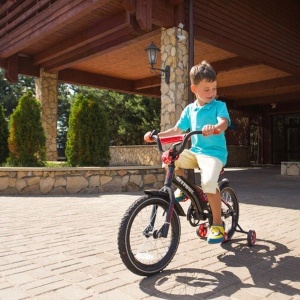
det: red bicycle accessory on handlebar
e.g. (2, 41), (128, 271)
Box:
(159, 135), (185, 144)
(161, 150), (179, 164)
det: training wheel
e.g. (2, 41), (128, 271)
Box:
(196, 224), (208, 238)
(247, 230), (256, 246)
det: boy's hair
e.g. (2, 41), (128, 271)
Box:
(190, 60), (216, 85)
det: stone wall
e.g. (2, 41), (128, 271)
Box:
(110, 145), (251, 168)
(109, 145), (161, 166)
(281, 162), (300, 176)
(0, 166), (165, 195)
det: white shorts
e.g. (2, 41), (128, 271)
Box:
(172, 149), (223, 194)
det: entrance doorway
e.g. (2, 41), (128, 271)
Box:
(272, 113), (300, 164)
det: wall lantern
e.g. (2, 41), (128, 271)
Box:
(145, 42), (170, 84)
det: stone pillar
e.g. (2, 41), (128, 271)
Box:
(160, 27), (189, 131)
(35, 69), (58, 161)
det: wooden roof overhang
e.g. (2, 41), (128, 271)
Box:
(0, 0), (300, 108)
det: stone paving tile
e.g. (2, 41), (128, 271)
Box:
(0, 167), (299, 299)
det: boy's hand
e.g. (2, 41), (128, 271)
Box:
(202, 125), (218, 136)
(144, 131), (154, 143)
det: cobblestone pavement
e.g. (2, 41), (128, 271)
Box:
(0, 166), (299, 300)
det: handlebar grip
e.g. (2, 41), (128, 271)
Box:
(159, 135), (185, 144)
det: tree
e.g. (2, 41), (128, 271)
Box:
(7, 91), (46, 166)
(71, 86), (161, 145)
(65, 93), (110, 166)
(57, 84), (72, 156)
(0, 68), (35, 117)
(0, 104), (9, 164)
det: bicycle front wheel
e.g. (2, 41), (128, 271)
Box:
(118, 194), (181, 276)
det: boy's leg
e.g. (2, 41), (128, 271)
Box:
(197, 155), (224, 243)
(171, 150), (198, 200)
(172, 149), (199, 174)
(206, 191), (222, 225)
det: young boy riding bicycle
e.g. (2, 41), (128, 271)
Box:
(144, 60), (231, 244)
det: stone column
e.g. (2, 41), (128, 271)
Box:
(35, 69), (58, 161)
(160, 27), (189, 131)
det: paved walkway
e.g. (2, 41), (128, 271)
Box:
(0, 166), (299, 299)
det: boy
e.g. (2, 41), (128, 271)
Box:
(144, 60), (230, 244)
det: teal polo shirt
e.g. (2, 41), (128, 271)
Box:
(176, 99), (231, 166)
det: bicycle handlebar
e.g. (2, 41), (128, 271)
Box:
(151, 129), (220, 156)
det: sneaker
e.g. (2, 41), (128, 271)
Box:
(174, 188), (187, 202)
(207, 225), (225, 244)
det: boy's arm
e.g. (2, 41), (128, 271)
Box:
(144, 126), (183, 142)
(215, 117), (229, 132)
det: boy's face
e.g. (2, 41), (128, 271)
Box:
(191, 79), (217, 106)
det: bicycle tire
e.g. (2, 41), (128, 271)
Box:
(118, 194), (181, 276)
(220, 186), (239, 241)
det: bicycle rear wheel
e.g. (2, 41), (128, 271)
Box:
(220, 186), (239, 241)
(118, 194), (181, 276)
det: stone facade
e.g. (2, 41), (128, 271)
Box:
(160, 27), (189, 131)
(35, 69), (58, 161)
(281, 162), (300, 176)
(0, 166), (165, 195)
(109, 145), (161, 166)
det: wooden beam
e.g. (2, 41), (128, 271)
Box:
(0, 0), (40, 29)
(0, 55), (40, 78)
(218, 75), (300, 97)
(121, 0), (136, 14)
(195, 26), (300, 75)
(0, 58), (6, 69)
(134, 76), (160, 90)
(0, 0), (112, 57)
(58, 69), (132, 91)
(167, 0), (184, 5)
(152, 0), (174, 28)
(0, 0), (17, 16)
(18, 56), (39, 77)
(44, 21), (142, 72)
(5, 53), (18, 82)
(58, 68), (160, 97)
(193, 1), (300, 75)
(228, 92), (300, 107)
(136, 0), (152, 31)
(212, 57), (258, 73)
(34, 11), (133, 65)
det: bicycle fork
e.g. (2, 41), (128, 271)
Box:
(146, 186), (175, 239)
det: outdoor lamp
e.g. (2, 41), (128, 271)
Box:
(145, 42), (170, 84)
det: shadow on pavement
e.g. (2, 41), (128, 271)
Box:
(139, 239), (299, 299)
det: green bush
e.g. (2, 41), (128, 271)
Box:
(65, 94), (110, 166)
(7, 91), (46, 166)
(0, 104), (9, 164)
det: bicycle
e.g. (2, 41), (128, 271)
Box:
(118, 130), (256, 276)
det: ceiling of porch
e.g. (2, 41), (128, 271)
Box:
(0, 0), (299, 108)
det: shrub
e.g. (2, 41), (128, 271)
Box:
(7, 91), (46, 166)
(0, 104), (9, 164)
(65, 94), (110, 166)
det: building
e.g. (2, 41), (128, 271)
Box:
(0, 0), (299, 166)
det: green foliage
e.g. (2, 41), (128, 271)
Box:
(65, 93), (110, 166)
(7, 91), (46, 166)
(72, 86), (161, 145)
(0, 104), (9, 164)
(57, 84), (72, 152)
(0, 68), (35, 117)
